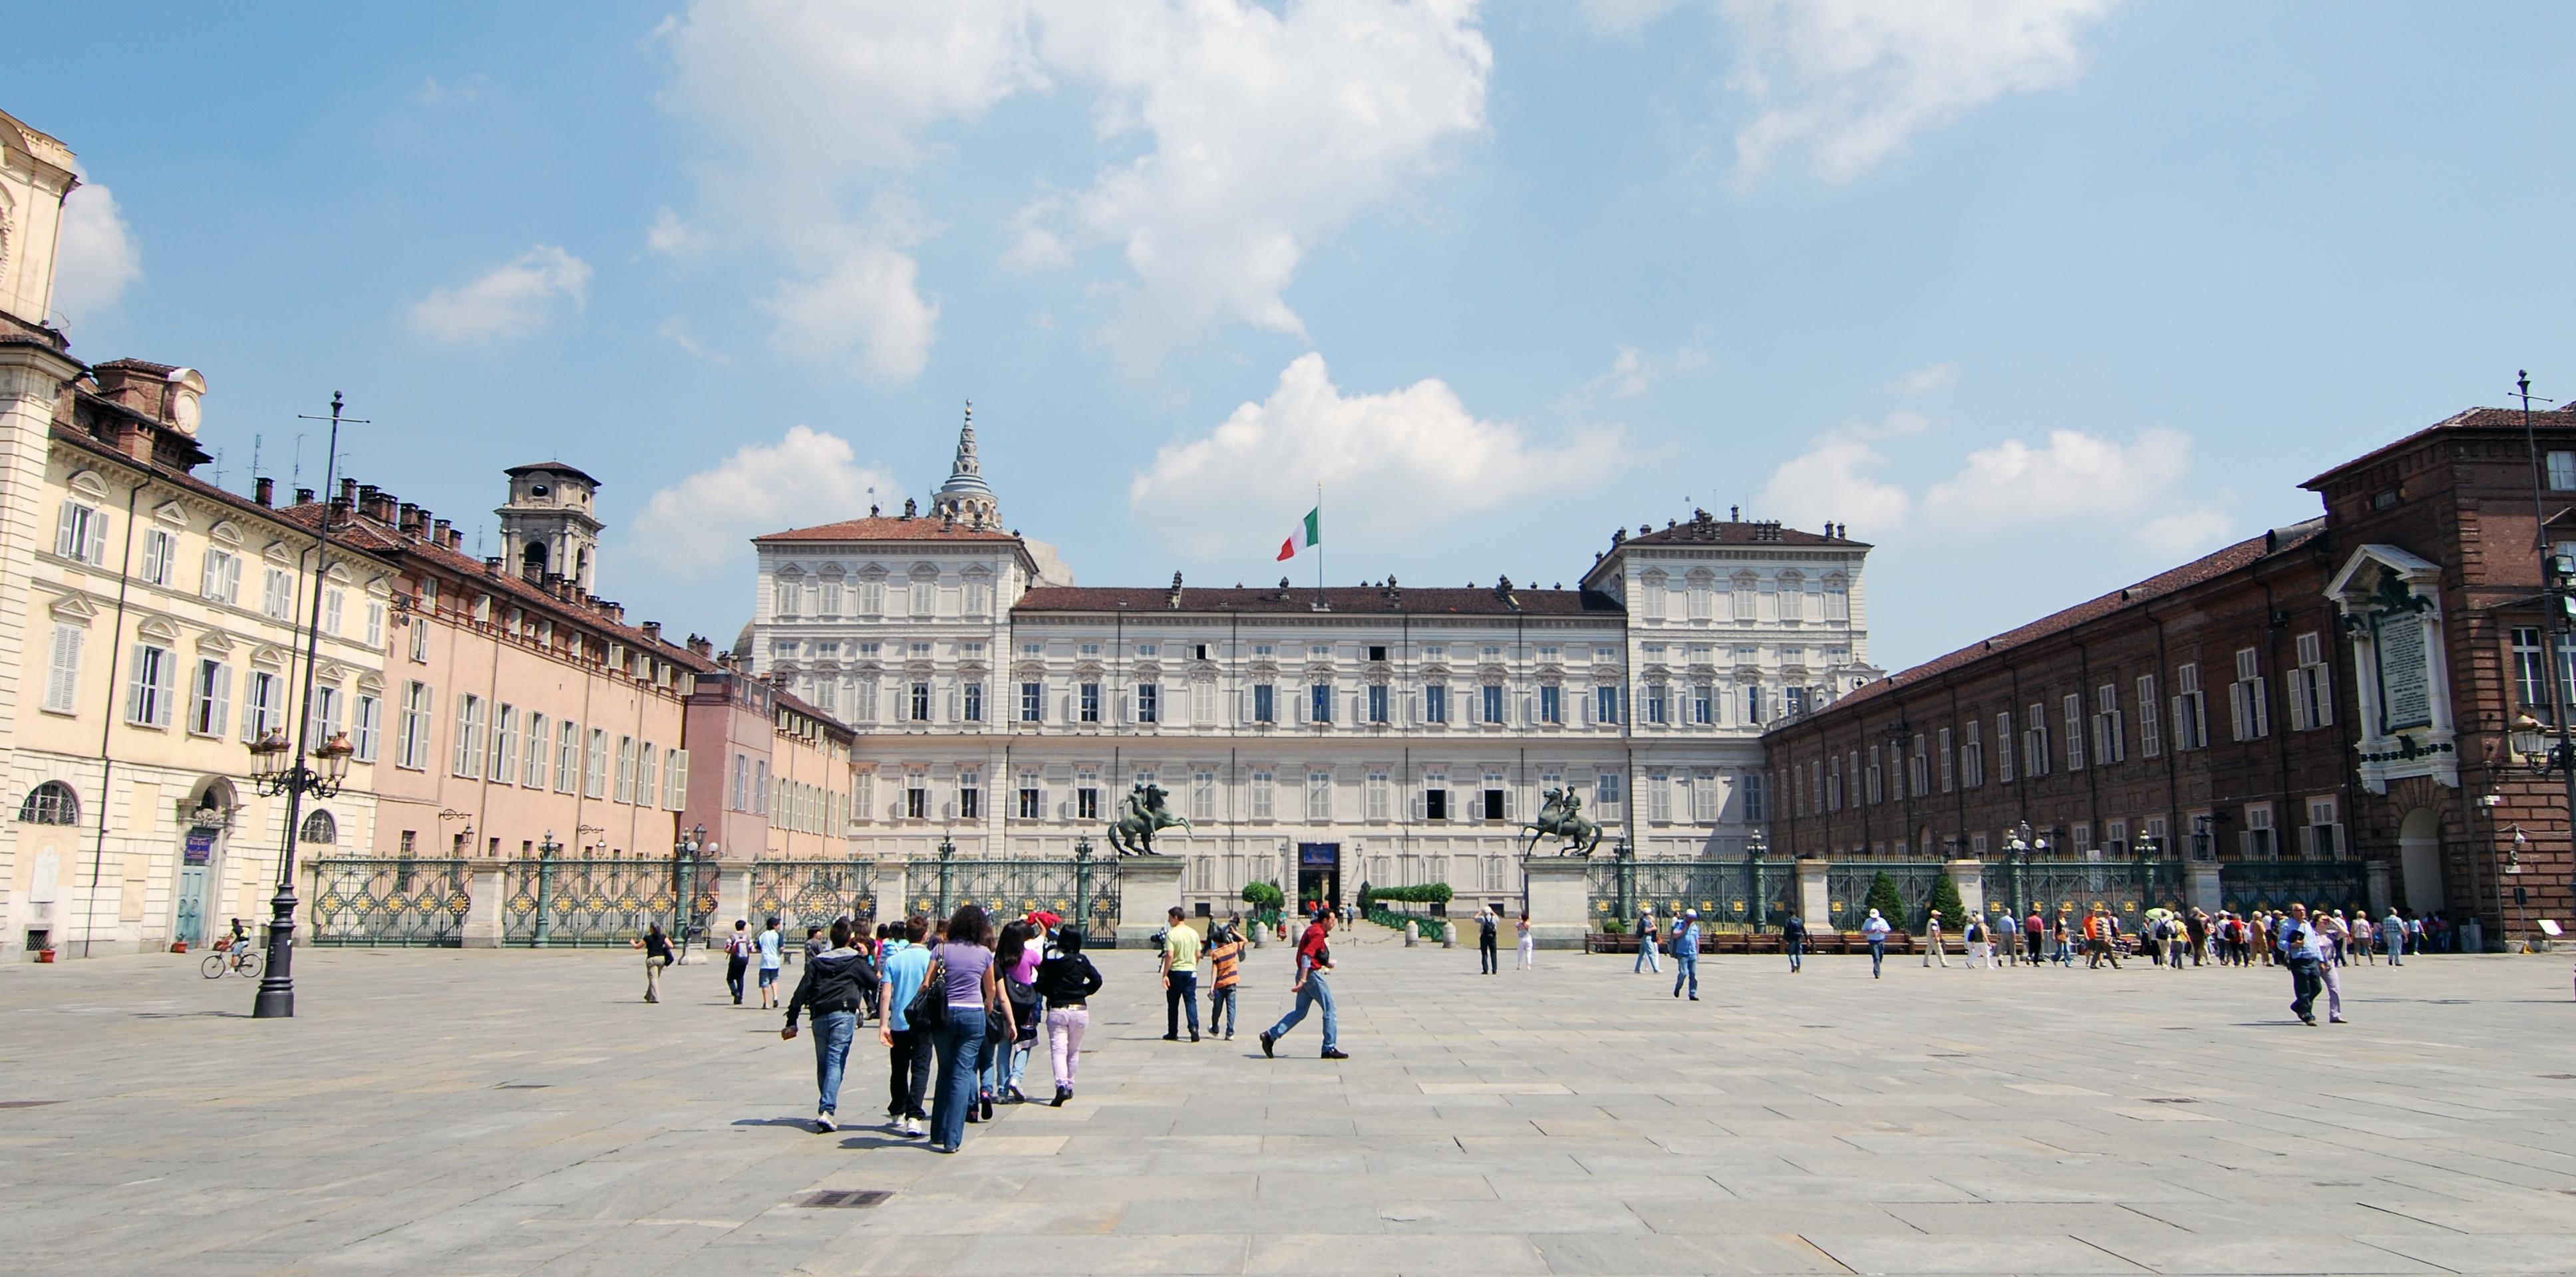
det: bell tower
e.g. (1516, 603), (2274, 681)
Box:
(496, 461), (604, 592)
(928, 400), (1000, 529)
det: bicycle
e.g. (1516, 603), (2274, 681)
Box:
(201, 936), (263, 980)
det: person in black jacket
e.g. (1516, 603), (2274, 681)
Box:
(781, 918), (871, 1132)
(1033, 926), (1105, 1107)
(1782, 911), (1805, 974)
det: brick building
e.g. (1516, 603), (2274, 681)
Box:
(1763, 402), (2576, 950)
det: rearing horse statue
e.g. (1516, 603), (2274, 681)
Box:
(1108, 780), (1192, 856)
(1520, 786), (1602, 857)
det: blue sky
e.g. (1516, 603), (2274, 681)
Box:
(21, 1), (2576, 669)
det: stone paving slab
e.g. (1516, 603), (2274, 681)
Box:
(3, 942), (2575, 1275)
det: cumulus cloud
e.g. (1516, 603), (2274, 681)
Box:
(1757, 417), (2199, 544)
(1725, 0), (2120, 182)
(629, 426), (903, 579)
(1757, 434), (1911, 530)
(646, 208), (696, 257)
(52, 172), (142, 321)
(659, 0), (1490, 378)
(406, 245), (591, 344)
(1889, 360), (1955, 395)
(764, 235), (939, 384)
(2135, 507), (2232, 557)
(1130, 352), (1619, 559)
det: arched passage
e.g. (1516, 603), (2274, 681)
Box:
(2398, 807), (2443, 915)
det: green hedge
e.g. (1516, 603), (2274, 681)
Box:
(1358, 882), (1453, 910)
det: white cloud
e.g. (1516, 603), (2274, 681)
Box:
(2135, 507), (2231, 557)
(417, 74), (490, 106)
(1889, 360), (1955, 396)
(763, 234), (939, 384)
(657, 315), (729, 364)
(1129, 352), (1619, 559)
(1757, 434), (1911, 531)
(1723, 0), (2120, 182)
(629, 425), (902, 579)
(646, 208), (695, 257)
(52, 173), (142, 321)
(659, 0), (1490, 378)
(1589, 329), (1712, 400)
(1581, 0), (1688, 37)
(406, 245), (591, 344)
(1757, 419), (2197, 543)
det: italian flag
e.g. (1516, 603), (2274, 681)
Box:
(1277, 506), (1320, 561)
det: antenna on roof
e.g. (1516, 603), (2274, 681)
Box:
(291, 432), (307, 486)
(251, 432), (263, 482)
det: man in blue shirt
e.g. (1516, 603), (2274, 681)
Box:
(756, 917), (785, 1010)
(1862, 909), (1892, 978)
(1669, 909), (1702, 1000)
(875, 915), (935, 1136)
(2278, 903), (2327, 1026)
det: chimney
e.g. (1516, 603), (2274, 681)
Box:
(483, 555), (502, 577)
(641, 621), (663, 643)
(295, 487), (315, 506)
(600, 600), (623, 622)
(446, 527), (463, 550)
(432, 517), (452, 545)
(329, 496), (351, 523)
(254, 477), (275, 506)
(398, 503), (420, 534)
(687, 635), (714, 658)
(339, 478), (357, 505)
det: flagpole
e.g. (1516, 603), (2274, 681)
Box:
(1315, 482), (1325, 607)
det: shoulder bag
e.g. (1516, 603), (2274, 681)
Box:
(905, 954), (949, 1032)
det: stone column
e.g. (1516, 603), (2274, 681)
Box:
(2365, 860), (2394, 915)
(1520, 855), (1589, 950)
(878, 859), (909, 924)
(1118, 855), (1185, 949)
(1945, 859), (1986, 920)
(713, 856), (755, 932)
(2186, 863), (2223, 915)
(1796, 858), (1832, 933)
(460, 859), (505, 949)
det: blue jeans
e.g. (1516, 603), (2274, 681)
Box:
(1635, 938), (1661, 973)
(1265, 974), (1337, 1052)
(1867, 938), (1886, 977)
(1672, 952), (1698, 998)
(931, 1012), (987, 1149)
(1786, 934), (1802, 971)
(1206, 984), (1238, 1036)
(810, 1010), (856, 1115)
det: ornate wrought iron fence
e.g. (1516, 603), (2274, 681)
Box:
(1588, 858), (1796, 932)
(2220, 861), (2368, 915)
(501, 855), (691, 946)
(902, 855), (1120, 944)
(1989, 857), (2186, 936)
(749, 861), (880, 933)
(1823, 861), (1951, 931)
(307, 857), (470, 946)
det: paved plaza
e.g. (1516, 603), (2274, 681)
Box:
(4, 934), (2575, 1276)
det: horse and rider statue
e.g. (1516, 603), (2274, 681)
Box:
(1106, 780), (1192, 855)
(1520, 786), (1602, 857)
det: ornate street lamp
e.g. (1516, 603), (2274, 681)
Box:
(534, 831), (562, 947)
(673, 823), (712, 961)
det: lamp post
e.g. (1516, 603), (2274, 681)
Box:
(2515, 370), (2576, 949)
(1073, 835), (1095, 933)
(673, 823), (711, 961)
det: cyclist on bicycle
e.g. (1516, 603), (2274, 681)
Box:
(226, 917), (249, 951)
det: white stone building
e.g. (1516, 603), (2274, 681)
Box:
(751, 417), (1878, 917)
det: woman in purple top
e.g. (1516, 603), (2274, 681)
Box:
(927, 905), (1009, 1153)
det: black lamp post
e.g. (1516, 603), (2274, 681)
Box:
(673, 823), (711, 960)
(534, 831), (561, 947)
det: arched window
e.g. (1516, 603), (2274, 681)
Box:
(18, 781), (79, 826)
(299, 809), (337, 845)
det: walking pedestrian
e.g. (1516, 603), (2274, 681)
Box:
(997, 921), (1041, 1101)
(756, 916), (785, 1010)
(780, 918), (869, 1132)
(803, 924), (827, 962)
(1035, 924), (1104, 1105)
(724, 919), (752, 1004)
(2278, 903), (2328, 1026)
(1477, 905), (1500, 975)
(1635, 905), (1663, 974)
(1204, 921), (1245, 1040)
(1259, 911), (1349, 1060)
(1782, 911), (1805, 973)
(1964, 914), (1989, 969)
(2383, 908), (2406, 966)
(2352, 915), (2376, 966)
(1925, 911), (1948, 968)
(2084, 907), (2121, 969)
(1160, 907), (1203, 1043)
(633, 922), (673, 1003)
(1671, 909), (1702, 1000)
(1516, 913), (1535, 970)
(927, 905), (1009, 1154)
(876, 915), (934, 1137)
(2024, 909), (2046, 966)
(1863, 908), (1891, 978)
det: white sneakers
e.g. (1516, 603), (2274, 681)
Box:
(815, 1113), (836, 1133)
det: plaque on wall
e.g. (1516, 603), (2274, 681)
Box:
(2374, 611), (2433, 733)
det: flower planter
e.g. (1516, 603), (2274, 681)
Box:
(170, 941), (189, 954)
(35, 948), (57, 964)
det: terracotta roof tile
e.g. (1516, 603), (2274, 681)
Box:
(2303, 405), (2576, 490)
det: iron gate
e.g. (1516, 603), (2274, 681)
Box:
(307, 857), (470, 947)
(1589, 858), (1797, 931)
(1989, 857), (2185, 935)
(1824, 861), (1951, 931)
(501, 855), (709, 946)
(2220, 861), (2368, 915)
(750, 861), (880, 932)
(902, 855), (1120, 944)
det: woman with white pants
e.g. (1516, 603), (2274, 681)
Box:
(1516, 913), (1535, 970)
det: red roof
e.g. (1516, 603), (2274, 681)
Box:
(756, 515), (1021, 543)
(2304, 405), (2576, 490)
(1804, 519), (2325, 718)
(1014, 583), (1620, 618)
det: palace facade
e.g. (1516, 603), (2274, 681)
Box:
(748, 416), (1880, 917)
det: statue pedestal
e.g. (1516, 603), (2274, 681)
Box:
(1116, 857), (1185, 950)
(461, 860), (505, 949)
(1521, 855), (1591, 950)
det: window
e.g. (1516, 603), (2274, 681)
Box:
(1249, 770), (1274, 819)
(585, 728), (609, 799)
(2093, 684), (2124, 764)
(352, 692), (380, 762)
(730, 754), (751, 811)
(1192, 680), (1217, 725)
(2063, 694), (2085, 770)
(451, 695), (485, 778)
(125, 642), (175, 728)
(1909, 734), (1928, 795)
(1777, 575), (1803, 621)
(1645, 684), (1669, 726)
(492, 705), (519, 782)
(2228, 648), (2268, 741)
(2022, 703), (2050, 777)
(909, 681), (931, 722)
(1076, 773), (1101, 821)
(365, 600), (385, 648)
(1367, 684), (1389, 724)
(19, 781), (79, 825)
(1645, 772), (1671, 822)
(2288, 631), (2336, 730)
(1826, 756), (1842, 810)
(1018, 772), (1043, 819)
(1422, 684), (1445, 724)
(911, 580), (936, 617)
(1742, 772), (1764, 821)
(2138, 674), (2162, 756)
(1317, 644), (1339, 659)
(1136, 682), (1159, 724)
(1594, 685), (1618, 725)
(1822, 580), (1849, 623)
(1021, 681), (1044, 723)
(1961, 720), (1983, 787)
(262, 567), (296, 622)
(397, 682), (434, 770)
(1692, 683), (1714, 726)
(957, 772), (981, 820)
(855, 678), (879, 723)
(1482, 774), (1507, 821)
(201, 548), (240, 604)
(556, 722), (579, 793)
(665, 750), (689, 810)
(1937, 727), (1954, 792)
(2241, 803), (2276, 859)
(1744, 684), (1764, 724)
(963, 680), (983, 723)
(42, 623), (82, 714)
(905, 774), (928, 820)
(1312, 684), (1335, 724)
(753, 759), (770, 815)
(2173, 663), (2207, 751)
(2303, 797), (2342, 861)
(1641, 575), (1667, 621)
(54, 499), (108, 566)
(1306, 771), (1333, 820)
(2551, 450), (2576, 490)
(1365, 771), (1390, 820)
(408, 617), (429, 662)
(1253, 683), (1277, 724)
(1536, 684), (1561, 725)
(305, 684), (341, 746)
(1593, 771), (1623, 815)
(1080, 682), (1102, 724)
(140, 529), (176, 585)
(1424, 778), (1450, 821)
(1996, 712), (2014, 782)
(323, 587), (344, 636)
(1864, 747), (1881, 804)
(1690, 771), (1719, 822)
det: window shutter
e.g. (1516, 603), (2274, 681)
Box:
(124, 647), (149, 724)
(2286, 670), (2310, 732)
(88, 511), (110, 566)
(2172, 696), (2188, 750)
(2314, 670), (2333, 728)
(2251, 676), (2269, 736)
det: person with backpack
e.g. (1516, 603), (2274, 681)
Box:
(1476, 906), (1500, 975)
(1782, 911), (1805, 973)
(780, 917), (870, 1132)
(1035, 925), (1105, 1106)
(1634, 905), (1662, 975)
(876, 915), (934, 1138)
(723, 919), (752, 1005)
(1670, 909), (1702, 1000)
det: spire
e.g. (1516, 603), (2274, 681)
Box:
(953, 399), (981, 478)
(929, 398), (999, 527)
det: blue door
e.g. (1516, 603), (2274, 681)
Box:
(1296, 843), (1340, 918)
(174, 828), (216, 945)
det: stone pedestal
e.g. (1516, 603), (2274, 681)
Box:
(1796, 859), (1832, 933)
(1945, 860), (1985, 921)
(712, 857), (755, 932)
(461, 859), (505, 949)
(2186, 863), (2223, 915)
(1117, 856), (1186, 948)
(2366, 861), (2394, 915)
(1521, 855), (1590, 950)
(877, 860), (909, 924)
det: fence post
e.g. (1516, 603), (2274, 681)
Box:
(2187, 863), (2223, 915)
(534, 849), (558, 948)
(2365, 861), (2394, 915)
(714, 855), (755, 935)
(1796, 858), (1832, 934)
(461, 858), (504, 948)
(1946, 859), (1985, 922)
(879, 859), (909, 926)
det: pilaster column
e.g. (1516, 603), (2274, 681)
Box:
(714, 856), (755, 931)
(2186, 863), (2223, 915)
(460, 859), (505, 948)
(1796, 858), (1832, 933)
(1945, 859), (1986, 920)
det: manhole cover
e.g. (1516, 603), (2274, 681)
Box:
(0, 1100), (60, 1109)
(797, 1190), (891, 1208)
(494, 1084), (549, 1090)
(2141, 1097), (2198, 1105)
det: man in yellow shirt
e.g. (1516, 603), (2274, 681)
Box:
(1159, 907), (1203, 1043)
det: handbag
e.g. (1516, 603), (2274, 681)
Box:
(905, 956), (949, 1032)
